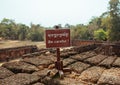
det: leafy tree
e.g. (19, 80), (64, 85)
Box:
(87, 17), (102, 39)
(70, 24), (91, 40)
(94, 29), (107, 41)
(101, 16), (111, 31)
(0, 18), (17, 39)
(108, 0), (120, 41)
(0, 18), (45, 41)
(27, 23), (44, 41)
(17, 24), (28, 40)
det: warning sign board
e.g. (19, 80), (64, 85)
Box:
(45, 29), (70, 48)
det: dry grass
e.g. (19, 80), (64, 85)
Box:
(0, 40), (45, 49)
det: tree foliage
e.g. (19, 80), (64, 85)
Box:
(94, 29), (107, 41)
(0, 18), (44, 41)
(0, 0), (119, 42)
(27, 24), (44, 41)
(108, 0), (120, 41)
(70, 24), (91, 40)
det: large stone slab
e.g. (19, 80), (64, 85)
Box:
(99, 56), (117, 68)
(59, 77), (93, 85)
(112, 57), (120, 67)
(22, 57), (53, 67)
(2, 61), (39, 73)
(68, 62), (90, 73)
(0, 73), (41, 85)
(32, 68), (49, 78)
(97, 68), (120, 85)
(70, 52), (95, 61)
(41, 76), (60, 85)
(39, 54), (56, 62)
(67, 51), (78, 56)
(60, 52), (70, 58)
(0, 66), (14, 79)
(79, 66), (105, 83)
(84, 55), (107, 65)
(63, 58), (76, 67)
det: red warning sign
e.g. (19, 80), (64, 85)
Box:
(45, 29), (70, 48)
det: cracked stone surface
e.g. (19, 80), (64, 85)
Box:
(0, 49), (120, 85)
(0, 73), (41, 85)
(2, 61), (39, 73)
(0, 66), (14, 79)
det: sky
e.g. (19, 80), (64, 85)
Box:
(0, 0), (110, 27)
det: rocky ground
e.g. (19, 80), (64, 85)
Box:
(0, 49), (120, 85)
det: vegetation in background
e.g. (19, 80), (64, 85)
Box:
(108, 0), (120, 41)
(0, 19), (45, 41)
(0, 0), (119, 41)
(94, 29), (107, 40)
(71, 0), (120, 41)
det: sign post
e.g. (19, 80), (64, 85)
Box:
(45, 25), (71, 78)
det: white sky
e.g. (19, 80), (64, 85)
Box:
(0, 0), (109, 27)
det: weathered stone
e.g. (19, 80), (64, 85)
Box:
(99, 56), (117, 68)
(32, 82), (44, 85)
(39, 54), (56, 62)
(60, 52), (69, 58)
(79, 66), (105, 83)
(63, 58), (76, 67)
(0, 73), (41, 85)
(84, 55), (107, 65)
(112, 57), (120, 67)
(67, 51), (78, 55)
(32, 68), (49, 78)
(41, 76), (60, 85)
(48, 69), (58, 78)
(68, 62), (90, 73)
(0, 66), (14, 79)
(2, 61), (39, 73)
(97, 68), (120, 85)
(22, 57), (53, 67)
(60, 77), (93, 85)
(70, 52), (95, 61)
(48, 64), (55, 69)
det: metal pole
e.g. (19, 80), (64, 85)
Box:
(55, 25), (61, 62)
(57, 48), (60, 61)
(54, 25), (60, 70)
